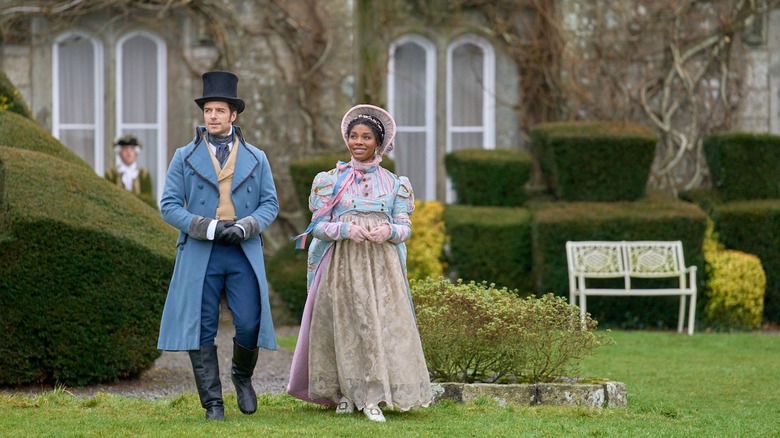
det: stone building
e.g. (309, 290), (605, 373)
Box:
(1, 1), (778, 249)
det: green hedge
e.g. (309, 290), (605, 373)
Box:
(531, 195), (707, 329)
(289, 153), (395, 219)
(712, 200), (780, 323)
(0, 70), (32, 119)
(531, 121), (657, 202)
(0, 110), (88, 169)
(444, 205), (533, 293)
(0, 146), (176, 386)
(266, 243), (308, 323)
(444, 148), (532, 206)
(703, 132), (780, 201)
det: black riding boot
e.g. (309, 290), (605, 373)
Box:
(231, 338), (259, 415)
(188, 344), (224, 421)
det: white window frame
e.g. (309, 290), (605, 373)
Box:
(387, 34), (437, 201)
(445, 34), (496, 202)
(52, 30), (105, 175)
(116, 31), (167, 202)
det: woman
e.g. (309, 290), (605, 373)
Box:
(287, 104), (432, 422)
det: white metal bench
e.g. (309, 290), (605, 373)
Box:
(566, 241), (697, 335)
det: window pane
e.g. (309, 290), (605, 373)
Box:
(451, 43), (483, 126)
(451, 132), (483, 151)
(392, 43), (426, 127)
(121, 35), (158, 123)
(57, 36), (94, 124)
(59, 129), (95, 166)
(394, 131), (428, 200)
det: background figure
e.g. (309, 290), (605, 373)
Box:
(287, 104), (433, 423)
(104, 134), (157, 209)
(157, 71), (279, 421)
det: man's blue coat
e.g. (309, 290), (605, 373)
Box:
(157, 127), (279, 351)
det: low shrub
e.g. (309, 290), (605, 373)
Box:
(412, 277), (610, 384)
(444, 148), (532, 206)
(703, 221), (765, 330)
(406, 200), (446, 281)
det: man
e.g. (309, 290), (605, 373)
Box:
(157, 70), (279, 421)
(104, 134), (156, 208)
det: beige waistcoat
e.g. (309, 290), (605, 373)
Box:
(209, 139), (239, 220)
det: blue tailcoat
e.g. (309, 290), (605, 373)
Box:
(157, 127), (279, 351)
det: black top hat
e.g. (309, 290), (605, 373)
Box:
(194, 70), (245, 114)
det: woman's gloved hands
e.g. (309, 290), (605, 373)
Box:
(368, 223), (392, 244)
(347, 223), (371, 243)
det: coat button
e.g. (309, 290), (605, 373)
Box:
(200, 199), (205, 204)
(245, 202), (250, 208)
(247, 186), (252, 193)
(251, 173), (256, 178)
(198, 182), (203, 189)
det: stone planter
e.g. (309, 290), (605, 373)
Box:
(431, 381), (627, 408)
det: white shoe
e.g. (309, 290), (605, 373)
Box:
(336, 396), (354, 414)
(363, 407), (386, 422)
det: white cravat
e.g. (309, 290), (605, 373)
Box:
(116, 161), (139, 191)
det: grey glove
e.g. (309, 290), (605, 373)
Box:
(235, 216), (260, 240)
(189, 216), (215, 240)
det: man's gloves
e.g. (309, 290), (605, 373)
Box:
(368, 223), (392, 244)
(215, 220), (244, 245)
(347, 223), (371, 243)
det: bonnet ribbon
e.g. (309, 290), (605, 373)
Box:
(292, 159), (377, 249)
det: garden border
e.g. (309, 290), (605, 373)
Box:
(432, 381), (627, 408)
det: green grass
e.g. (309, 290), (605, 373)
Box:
(0, 331), (778, 437)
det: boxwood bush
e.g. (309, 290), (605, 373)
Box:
(0, 110), (88, 169)
(444, 205), (533, 293)
(0, 146), (176, 386)
(412, 277), (610, 383)
(703, 222), (765, 330)
(444, 148), (532, 206)
(532, 194), (707, 329)
(703, 132), (780, 201)
(531, 121), (657, 202)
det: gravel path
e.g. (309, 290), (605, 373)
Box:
(1, 320), (300, 400)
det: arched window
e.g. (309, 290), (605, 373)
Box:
(446, 34), (495, 201)
(116, 31), (167, 201)
(52, 31), (105, 173)
(388, 34), (437, 201)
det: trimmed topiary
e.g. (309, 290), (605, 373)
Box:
(703, 132), (780, 201)
(444, 148), (532, 206)
(531, 121), (657, 202)
(0, 110), (88, 169)
(444, 205), (533, 293)
(0, 146), (176, 386)
(412, 277), (610, 383)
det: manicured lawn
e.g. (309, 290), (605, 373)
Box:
(0, 331), (777, 437)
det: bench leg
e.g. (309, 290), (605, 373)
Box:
(580, 294), (587, 329)
(688, 292), (696, 335)
(678, 295), (685, 334)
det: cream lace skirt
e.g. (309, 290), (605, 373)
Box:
(307, 212), (432, 411)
